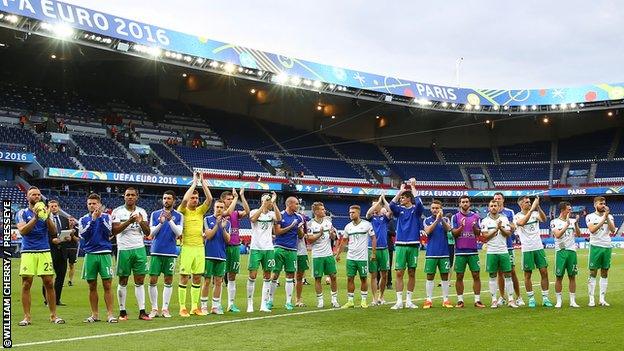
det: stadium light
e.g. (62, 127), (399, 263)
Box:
(328, 84), (336, 89)
(520, 105), (527, 111)
(316, 105), (323, 111)
(465, 104), (472, 110)
(273, 72), (289, 84)
(473, 105), (481, 111)
(4, 14), (18, 23)
(223, 63), (236, 73)
(53, 23), (74, 39)
(560, 104), (567, 110)
(40, 22), (53, 31)
(290, 76), (302, 85)
(313, 80), (322, 88)
(579, 103), (585, 108)
(182, 73), (187, 78)
(196, 58), (205, 64)
(503, 106), (509, 111)
(183, 56), (193, 63)
(441, 102), (448, 108)
(485, 119), (491, 124)
(257, 70), (264, 76)
(570, 103), (577, 109)
(50, 54), (57, 59)
(531, 105), (538, 111)
(607, 111), (614, 117)
(451, 103), (457, 108)
(250, 88), (256, 94)
(550, 104), (557, 109)
(331, 115), (336, 119)
(542, 116), (549, 123)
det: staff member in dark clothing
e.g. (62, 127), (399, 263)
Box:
(42, 200), (78, 306)
(66, 226), (79, 287)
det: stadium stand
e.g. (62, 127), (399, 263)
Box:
(2, 81), (624, 189)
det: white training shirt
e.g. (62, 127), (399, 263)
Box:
(343, 219), (374, 261)
(551, 218), (577, 251)
(308, 217), (333, 258)
(585, 212), (614, 248)
(513, 211), (543, 252)
(480, 214), (511, 254)
(112, 206), (148, 250)
(249, 209), (276, 250)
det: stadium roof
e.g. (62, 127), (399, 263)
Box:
(1, 1), (624, 114)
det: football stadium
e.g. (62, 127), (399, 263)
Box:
(1, 1), (623, 350)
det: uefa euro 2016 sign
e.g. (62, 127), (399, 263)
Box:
(2, 0), (623, 107)
(0, 150), (34, 163)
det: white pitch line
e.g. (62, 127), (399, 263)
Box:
(13, 283), (549, 348)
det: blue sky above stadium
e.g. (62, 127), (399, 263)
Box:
(66, 0), (623, 90)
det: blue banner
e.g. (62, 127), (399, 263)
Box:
(45, 168), (624, 198)
(0, 150), (34, 163)
(46, 168), (282, 191)
(2, 0), (623, 107)
(296, 184), (624, 198)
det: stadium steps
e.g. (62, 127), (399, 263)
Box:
(249, 153), (274, 175)
(481, 166), (495, 188)
(459, 166), (472, 187)
(607, 127), (622, 160)
(148, 148), (167, 175)
(492, 143), (501, 164)
(162, 143), (194, 174)
(318, 134), (370, 182)
(378, 145), (394, 162)
(359, 163), (382, 184)
(70, 156), (85, 170)
(588, 163), (598, 183)
(434, 148), (446, 164)
(559, 163), (570, 184)
(549, 141), (558, 187)
(113, 138), (139, 162)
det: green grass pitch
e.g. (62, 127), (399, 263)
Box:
(8, 250), (624, 350)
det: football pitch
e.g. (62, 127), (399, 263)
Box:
(8, 250), (624, 350)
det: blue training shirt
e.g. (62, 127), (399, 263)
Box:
(389, 199), (424, 245)
(150, 209), (183, 256)
(15, 208), (50, 252)
(78, 213), (113, 254)
(369, 215), (389, 249)
(274, 211), (303, 250)
(204, 215), (231, 260)
(423, 216), (450, 258)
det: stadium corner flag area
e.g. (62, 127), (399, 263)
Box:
(0, 1), (623, 349)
